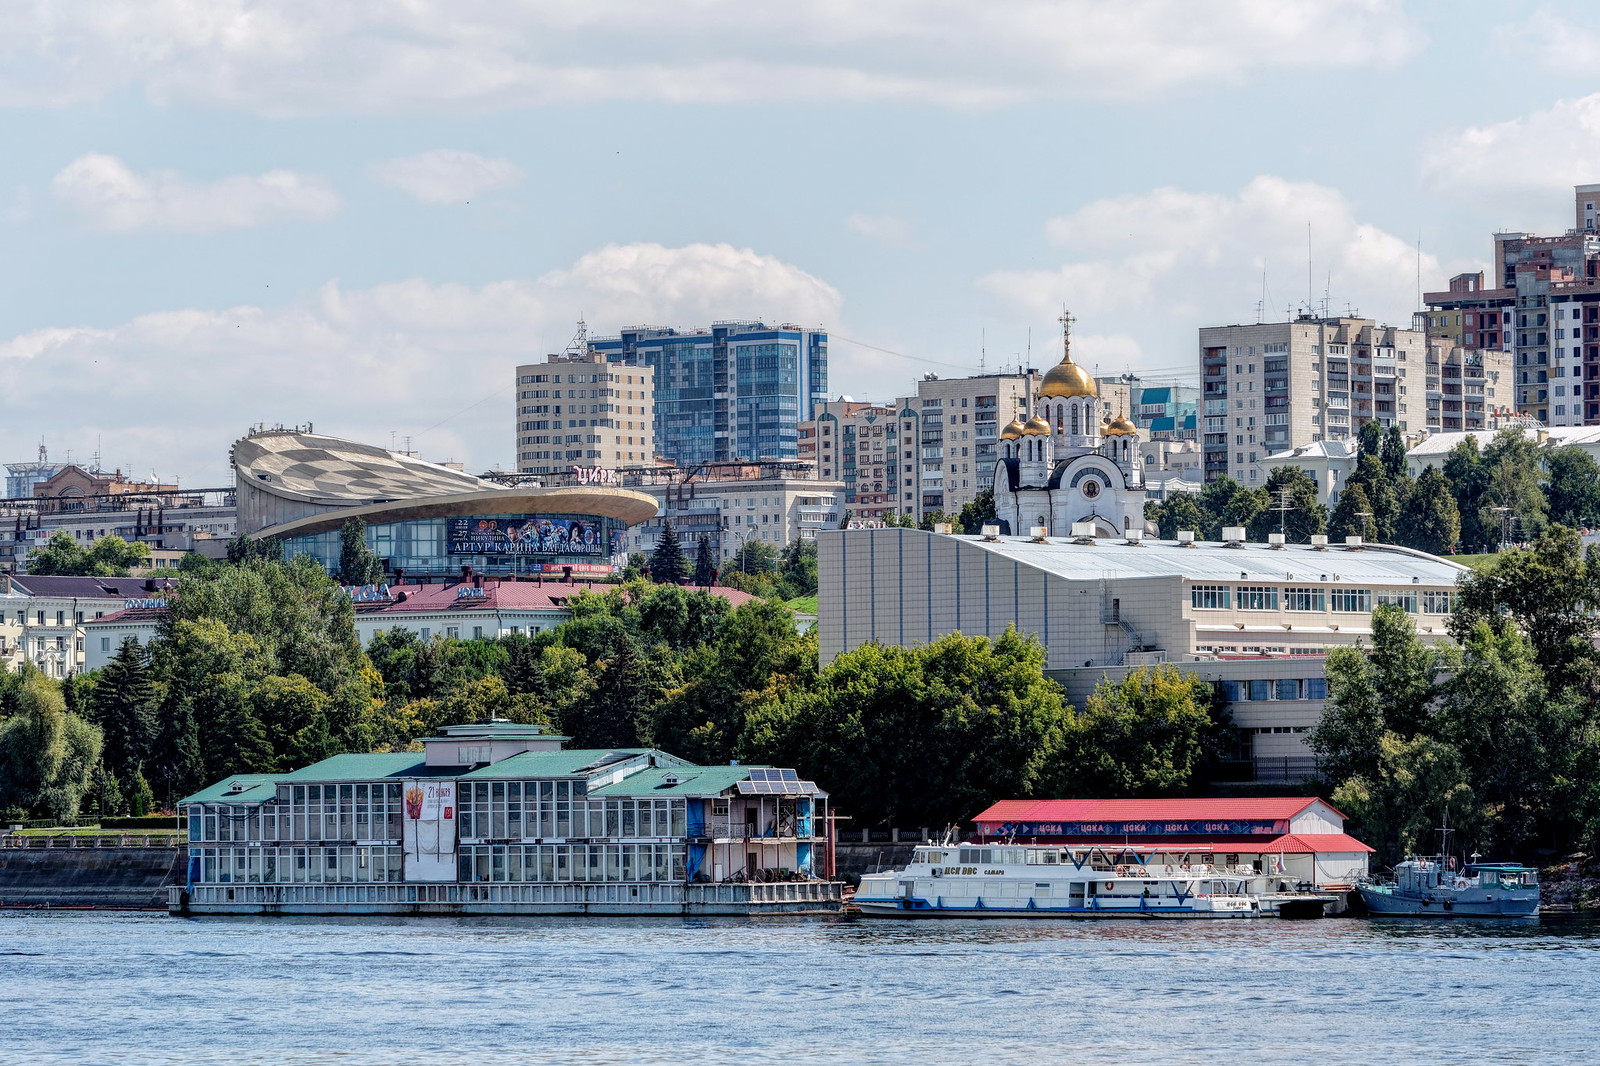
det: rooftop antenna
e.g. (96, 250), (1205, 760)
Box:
(980, 328), (986, 372)
(37, 439), (46, 463)
(1416, 231), (1423, 311)
(1324, 272), (1332, 319)
(1258, 262), (1267, 323)
(1307, 220), (1314, 317)
(567, 316), (589, 355)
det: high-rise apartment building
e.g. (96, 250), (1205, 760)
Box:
(1423, 185), (1600, 426)
(588, 321), (827, 467)
(1200, 316), (1427, 485)
(898, 370), (1039, 519)
(804, 400), (906, 521)
(514, 351), (655, 476)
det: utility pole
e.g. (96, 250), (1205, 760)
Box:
(1275, 487), (1294, 537)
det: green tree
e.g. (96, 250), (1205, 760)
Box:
(1332, 733), (1480, 867)
(957, 488), (997, 535)
(1449, 526), (1600, 692)
(0, 669), (104, 821)
(1380, 425), (1408, 480)
(1248, 467), (1328, 543)
(1343, 453), (1402, 542)
(1327, 483), (1374, 543)
(1308, 604), (1442, 785)
(1061, 665), (1230, 796)
(26, 531), (151, 576)
(1394, 466), (1460, 555)
(731, 539), (778, 577)
(337, 517), (384, 586)
(91, 638), (159, 793)
(1544, 446), (1600, 531)
(225, 534), (284, 565)
(1479, 428), (1548, 546)
(1147, 493), (1209, 540)
(692, 535), (717, 586)
(778, 538), (818, 596)
(742, 628), (1072, 828)
(917, 510), (951, 532)
(1195, 475), (1250, 539)
(649, 522), (688, 584)
(571, 636), (651, 748)
(1357, 418), (1384, 458)
(1441, 438), (1494, 552)
(1438, 619), (1581, 854)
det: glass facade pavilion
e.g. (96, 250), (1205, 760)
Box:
(279, 512), (633, 577)
(589, 321), (827, 467)
(175, 723), (839, 916)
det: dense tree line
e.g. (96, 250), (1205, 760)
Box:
(1310, 526), (1600, 864)
(1147, 424), (1600, 553)
(25, 531), (151, 576)
(0, 548), (1228, 825)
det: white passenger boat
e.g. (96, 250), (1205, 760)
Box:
(856, 843), (1261, 919)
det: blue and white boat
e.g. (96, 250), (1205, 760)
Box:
(856, 843), (1261, 919)
(1356, 859), (1540, 918)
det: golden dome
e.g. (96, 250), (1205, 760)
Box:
(1039, 356), (1098, 398)
(1104, 414), (1138, 436)
(999, 419), (1026, 440)
(1022, 415), (1051, 435)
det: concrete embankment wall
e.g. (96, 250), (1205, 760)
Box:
(835, 843), (916, 879)
(0, 847), (185, 908)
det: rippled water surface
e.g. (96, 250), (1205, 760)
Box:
(3, 911), (1596, 1065)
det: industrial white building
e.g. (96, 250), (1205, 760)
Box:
(817, 526), (1469, 782)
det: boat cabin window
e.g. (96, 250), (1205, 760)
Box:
(913, 848), (943, 863)
(958, 848), (992, 865)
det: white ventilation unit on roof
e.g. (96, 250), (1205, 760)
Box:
(1222, 526), (1246, 547)
(1176, 530), (1196, 547)
(1124, 529), (1143, 545)
(933, 522), (954, 535)
(1344, 535), (1365, 549)
(1268, 533), (1286, 549)
(1310, 534), (1329, 550)
(980, 524), (1001, 541)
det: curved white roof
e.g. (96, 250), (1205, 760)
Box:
(233, 431), (487, 505)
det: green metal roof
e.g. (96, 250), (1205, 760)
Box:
(590, 765), (755, 797)
(179, 774), (279, 805)
(458, 749), (693, 779)
(281, 753), (433, 781)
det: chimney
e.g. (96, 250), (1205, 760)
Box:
(472, 574), (483, 589)
(461, 565), (472, 581)
(393, 568), (405, 586)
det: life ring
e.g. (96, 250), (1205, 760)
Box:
(1104, 881), (1115, 892)
(1164, 865), (1175, 875)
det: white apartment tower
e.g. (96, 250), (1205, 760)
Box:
(515, 352), (655, 476)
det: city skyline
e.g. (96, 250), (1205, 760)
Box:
(3, 2), (1599, 484)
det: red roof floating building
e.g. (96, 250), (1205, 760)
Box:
(971, 797), (1373, 888)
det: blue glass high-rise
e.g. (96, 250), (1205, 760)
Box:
(589, 321), (827, 467)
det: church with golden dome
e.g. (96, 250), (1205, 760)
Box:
(992, 313), (1144, 538)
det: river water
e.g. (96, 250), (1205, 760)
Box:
(3, 912), (1595, 1065)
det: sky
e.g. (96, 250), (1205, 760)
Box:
(4, 0), (1600, 487)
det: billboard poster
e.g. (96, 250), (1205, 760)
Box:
(447, 516), (609, 557)
(406, 782), (455, 820)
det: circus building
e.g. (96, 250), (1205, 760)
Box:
(993, 314), (1145, 539)
(232, 427), (659, 579)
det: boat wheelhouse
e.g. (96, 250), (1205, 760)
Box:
(1357, 859), (1540, 918)
(173, 722), (840, 916)
(856, 843), (1261, 919)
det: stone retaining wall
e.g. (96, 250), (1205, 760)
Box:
(0, 847), (186, 908)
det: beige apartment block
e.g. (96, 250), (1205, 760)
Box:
(900, 370), (1038, 520)
(515, 351), (655, 475)
(1200, 316), (1427, 486)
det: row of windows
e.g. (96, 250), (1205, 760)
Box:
(189, 785), (405, 843)
(1191, 586), (1451, 614)
(458, 844), (686, 884)
(457, 783), (685, 842)
(1221, 678), (1329, 702)
(192, 846), (404, 885)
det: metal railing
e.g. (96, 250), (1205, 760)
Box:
(1, 833), (184, 849)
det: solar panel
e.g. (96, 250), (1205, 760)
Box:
(737, 769), (819, 795)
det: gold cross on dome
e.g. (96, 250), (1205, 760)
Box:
(1058, 309), (1075, 335)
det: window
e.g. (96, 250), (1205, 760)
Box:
(100, 637), (110, 653)
(1237, 586), (1278, 611)
(1377, 591), (1417, 613)
(1191, 585), (1231, 610)
(1275, 678), (1302, 700)
(1304, 677), (1328, 700)
(1284, 587), (1324, 612)
(1421, 590), (1452, 614)
(1329, 588), (1371, 613)
(1248, 679), (1272, 701)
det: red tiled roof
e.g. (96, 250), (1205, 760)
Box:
(84, 607), (169, 624)
(1267, 833), (1373, 854)
(976, 832), (1372, 855)
(972, 797), (1340, 824)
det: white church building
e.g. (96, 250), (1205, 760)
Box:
(994, 314), (1145, 539)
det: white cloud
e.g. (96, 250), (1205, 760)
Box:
(845, 212), (918, 247)
(1497, 8), (1600, 68)
(0, 243), (841, 483)
(979, 176), (1465, 375)
(1423, 92), (1600, 207)
(51, 153), (341, 232)
(369, 149), (524, 204)
(0, 1), (1422, 114)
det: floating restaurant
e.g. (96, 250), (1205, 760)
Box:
(172, 722), (840, 916)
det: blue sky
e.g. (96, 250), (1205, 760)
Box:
(3, 1), (1599, 485)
